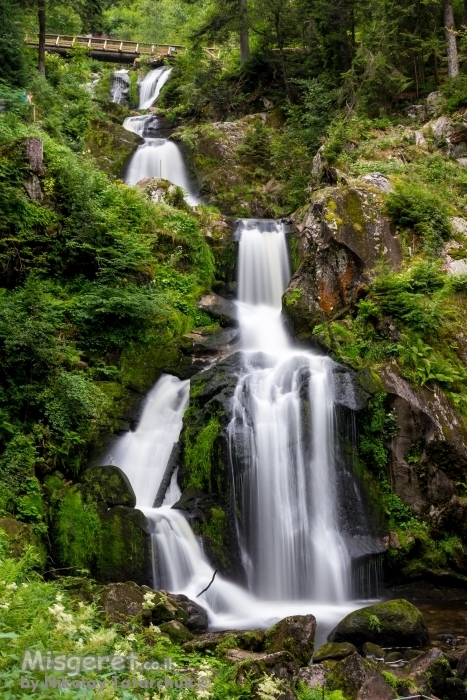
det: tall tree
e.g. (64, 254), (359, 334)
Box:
(239, 0), (250, 63)
(443, 0), (459, 77)
(38, 0), (46, 75)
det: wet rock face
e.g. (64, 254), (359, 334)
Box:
(283, 184), (402, 341)
(328, 599), (429, 648)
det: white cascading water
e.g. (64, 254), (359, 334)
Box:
(231, 220), (350, 603)
(138, 67), (172, 110)
(101, 219), (370, 646)
(122, 68), (200, 205)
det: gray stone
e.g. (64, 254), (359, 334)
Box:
(415, 130), (428, 147)
(24, 137), (44, 173)
(24, 174), (43, 201)
(298, 664), (328, 689)
(197, 292), (237, 326)
(451, 217), (467, 237)
(426, 91), (443, 117)
(359, 172), (392, 192)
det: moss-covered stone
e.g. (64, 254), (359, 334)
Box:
(0, 517), (47, 567)
(81, 466), (136, 508)
(97, 506), (150, 585)
(328, 599), (429, 648)
(327, 652), (394, 700)
(362, 641), (385, 659)
(159, 620), (194, 644)
(264, 614), (316, 666)
(84, 119), (143, 177)
(314, 641), (357, 663)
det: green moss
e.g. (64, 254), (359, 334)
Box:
(195, 507), (228, 566)
(283, 288), (303, 308)
(185, 416), (222, 491)
(55, 488), (101, 571)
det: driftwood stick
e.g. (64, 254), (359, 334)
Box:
(196, 570), (218, 597)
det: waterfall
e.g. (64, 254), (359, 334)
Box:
(101, 219), (376, 642)
(104, 375), (189, 508)
(111, 69), (130, 105)
(138, 67), (172, 110)
(230, 220), (351, 603)
(122, 69), (200, 205)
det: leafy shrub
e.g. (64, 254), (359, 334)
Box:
(385, 182), (451, 250)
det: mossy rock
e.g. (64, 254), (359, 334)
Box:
(0, 517), (46, 567)
(100, 581), (146, 622)
(84, 119), (143, 177)
(328, 599), (429, 648)
(183, 629), (264, 654)
(82, 466), (136, 509)
(96, 506), (151, 585)
(314, 641), (356, 663)
(327, 652), (393, 700)
(362, 641), (385, 659)
(264, 614), (316, 666)
(159, 620), (194, 644)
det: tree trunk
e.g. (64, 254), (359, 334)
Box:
(38, 0), (46, 76)
(444, 0), (459, 78)
(239, 0), (250, 64)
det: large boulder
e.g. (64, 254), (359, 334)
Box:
(328, 599), (429, 648)
(82, 466), (136, 509)
(84, 119), (143, 177)
(328, 652), (395, 700)
(99, 582), (207, 631)
(407, 647), (453, 697)
(264, 615), (316, 666)
(231, 649), (298, 686)
(283, 183), (401, 341)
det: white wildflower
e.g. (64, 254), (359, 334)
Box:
(87, 628), (117, 647)
(0, 602), (10, 609)
(257, 674), (283, 700)
(142, 591), (157, 609)
(127, 633), (136, 642)
(6, 583), (17, 590)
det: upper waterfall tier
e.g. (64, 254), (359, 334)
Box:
(138, 67), (172, 110)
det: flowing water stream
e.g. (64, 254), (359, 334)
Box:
(101, 72), (378, 646)
(122, 68), (200, 204)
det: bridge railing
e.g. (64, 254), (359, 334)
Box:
(25, 33), (186, 56)
(25, 33), (220, 59)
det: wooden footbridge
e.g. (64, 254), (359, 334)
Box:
(25, 33), (219, 63)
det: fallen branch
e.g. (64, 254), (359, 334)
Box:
(196, 570), (218, 598)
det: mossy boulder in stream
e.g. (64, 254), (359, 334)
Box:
(328, 599), (429, 648)
(264, 614), (317, 666)
(178, 352), (247, 581)
(313, 641), (356, 662)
